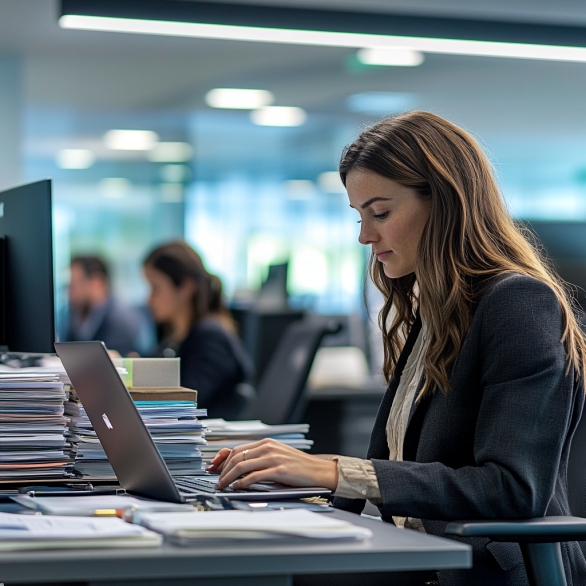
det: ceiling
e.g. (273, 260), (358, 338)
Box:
(1, 1), (586, 149)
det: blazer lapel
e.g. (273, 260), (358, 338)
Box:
(367, 313), (422, 460)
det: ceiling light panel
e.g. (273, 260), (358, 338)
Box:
(251, 106), (306, 127)
(206, 88), (274, 109)
(104, 129), (159, 151)
(357, 47), (424, 66)
(56, 148), (95, 169)
(99, 177), (132, 197)
(148, 142), (193, 162)
(59, 14), (586, 63)
(318, 172), (346, 194)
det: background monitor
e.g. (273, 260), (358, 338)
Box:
(255, 262), (289, 311)
(0, 180), (55, 353)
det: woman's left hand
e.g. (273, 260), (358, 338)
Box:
(210, 439), (339, 491)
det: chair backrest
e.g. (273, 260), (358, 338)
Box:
(240, 317), (341, 425)
(566, 391), (586, 561)
(242, 310), (305, 383)
(568, 397), (586, 518)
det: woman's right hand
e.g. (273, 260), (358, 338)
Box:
(208, 439), (339, 491)
(207, 448), (233, 474)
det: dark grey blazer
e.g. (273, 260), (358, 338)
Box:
(334, 273), (586, 586)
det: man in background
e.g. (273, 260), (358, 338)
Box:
(65, 255), (152, 356)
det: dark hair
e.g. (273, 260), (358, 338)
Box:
(71, 255), (109, 283)
(339, 110), (586, 396)
(143, 241), (234, 332)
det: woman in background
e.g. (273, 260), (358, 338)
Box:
(143, 241), (253, 419)
(210, 111), (586, 585)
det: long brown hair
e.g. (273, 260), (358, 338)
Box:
(340, 111), (586, 396)
(143, 241), (236, 335)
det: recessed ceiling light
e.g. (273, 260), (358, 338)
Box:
(60, 15), (586, 63)
(318, 172), (346, 193)
(347, 92), (417, 115)
(285, 180), (314, 200)
(357, 47), (424, 66)
(99, 177), (132, 197)
(147, 142), (193, 162)
(160, 165), (190, 183)
(251, 106), (306, 127)
(104, 129), (159, 151)
(56, 149), (95, 169)
(205, 88), (274, 109)
(159, 183), (184, 202)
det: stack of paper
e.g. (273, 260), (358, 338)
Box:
(66, 400), (207, 477)
(12, 494), (194, 516)
(0, 512), (161, 550)
(202, 419), (313, 460)
(0, 374), (74, 479)
(137, 509), (372, 542)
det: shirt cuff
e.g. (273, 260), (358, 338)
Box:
(332, 455), (382, 500)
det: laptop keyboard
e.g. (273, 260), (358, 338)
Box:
(174, 476), (219, 494)
(174, 476), (283, 494)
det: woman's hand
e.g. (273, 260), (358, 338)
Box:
(207, 439), (339, 491)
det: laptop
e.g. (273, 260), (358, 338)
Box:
(55, 341), (331, 503)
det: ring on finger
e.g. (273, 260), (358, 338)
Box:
(242, 449), (249, 461)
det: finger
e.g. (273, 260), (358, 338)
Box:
(217, 440), (291, 487)
(206, 460), (224, 472)
(216, 454), (277, 489)
(217, 444), (268, 483)
(211, 448), (232, 464)
(231, 468), (284, 489)
(225, 440), (270, 462)
(207, 449), (232, 472)
(217, 449), (259, 487)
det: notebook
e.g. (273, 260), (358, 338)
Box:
(55, 341), (331, 503)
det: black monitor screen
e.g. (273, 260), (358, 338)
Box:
(0, 180), (55, 353)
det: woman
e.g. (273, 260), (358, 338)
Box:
(143, 241), (253, 419)
(210, 112), (586, 585)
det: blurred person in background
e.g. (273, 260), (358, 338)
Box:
(65, 255), (152, 357)
(143, 241), (254, 418)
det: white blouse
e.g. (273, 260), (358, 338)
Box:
(333, 323), (427, 532)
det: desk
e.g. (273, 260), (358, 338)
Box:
(0, 510), (470, 586)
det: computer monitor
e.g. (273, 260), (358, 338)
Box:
(255, 262), (289, 311)
(0, 180), (55, 353)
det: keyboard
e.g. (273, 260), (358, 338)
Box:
(174, 476), (219, 494)
(174, 475), (287, 495)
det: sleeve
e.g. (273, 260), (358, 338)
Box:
(332, 456), (381, 501)
(371, 275), (578, 521)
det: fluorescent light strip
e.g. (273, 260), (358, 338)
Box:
(60, 14), (586, 63)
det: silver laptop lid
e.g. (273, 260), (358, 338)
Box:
(55, 341), (183, 503)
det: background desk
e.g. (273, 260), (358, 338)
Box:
(305, 378), (387, 455)
(0, 510), (470, 586)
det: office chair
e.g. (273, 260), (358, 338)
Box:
(239, 317), (341, 425)
(446, 404), (586, 586)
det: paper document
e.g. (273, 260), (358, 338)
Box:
(138, 509), (372, 541)
(12, 494), (193, 516)
(205, 419), (309, 435)
(0, 512), (161, 550)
